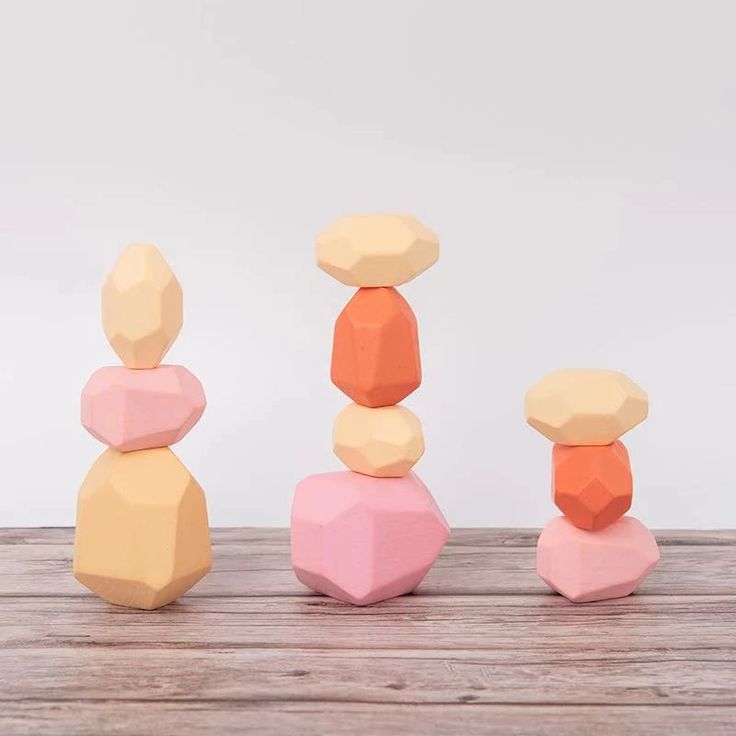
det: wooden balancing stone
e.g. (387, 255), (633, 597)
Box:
(73, 245), (211, 609)
(525, 369), (660, 603)
(291, 214), (449, 605)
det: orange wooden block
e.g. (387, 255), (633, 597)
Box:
(552, 441), (633, 531)
(331, 288), (421, 408)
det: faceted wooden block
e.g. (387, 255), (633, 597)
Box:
(525, 369), (648, 445)
(316, 213), (439, 287)
(81, 365), (206, 452)
(291, 471), (449, 605)
(331, 287), (421, 407)
(333, 402), (424, 477)
(537, 515), (659, 603)
(102, 244), (183, 368)
(74, 447), (211, 609)
(552, 441), (633, 530)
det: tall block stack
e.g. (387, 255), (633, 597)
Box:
(73, 245), (211, 610)
(525, 369), (660, 603)
(291, 214), (449, 606)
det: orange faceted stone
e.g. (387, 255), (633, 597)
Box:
(552, 441), (633, 531)
(331, 288), (421, 407)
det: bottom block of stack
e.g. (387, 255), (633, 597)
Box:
(537, 515), (660, 603)
(291, 471), (449, 606)
(74, 447), (212, 609)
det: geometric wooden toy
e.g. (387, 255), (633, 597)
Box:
(81, 365), (206, 452)
(552, 440), (633, 531)
(316, 213), (439, 287)
(331, 287), (421, 407)
(74, 448), (211, 609)
(293, 214), (445, 605)
(536, 515), (660, 603)
(75, 245), (210, 609)
(102, 244), (183, 369)
(333, 402), (424, 477)
(291, 471), (449, 605)
(525, 368), (649, 445)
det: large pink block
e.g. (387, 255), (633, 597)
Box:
(537, 515), (660, 603)
(291, 471), (449, 606)
(81, 365), (206, 452)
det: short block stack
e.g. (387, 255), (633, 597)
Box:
(291, 214), (450, 605)
(525, 369), (660, 603)
(73, 245), (211, 609)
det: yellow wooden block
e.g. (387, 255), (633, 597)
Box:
(73, 447), (211, 609)
(524, 368), (648, 445)
(102, 244), (183, 368)
(316, 213), (439, 286)
(333, 402), (425, 477)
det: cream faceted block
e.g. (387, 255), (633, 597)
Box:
(333, 403), (425, 477)
(102, 244), (183, 368)
(524, 369), (649, 445)
(74, 447), (211, 609)
(316, 213), (439, 286)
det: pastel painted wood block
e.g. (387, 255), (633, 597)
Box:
(291, 471), (449, 606)
(316, 213), (439, 287)
(81, 365), (206, 452)
(525, 368), (648, 445)
(74, 447), (211, 609)
(333, 402), (424, 477)
(552, 440), (633, 530)
(536, 515), (659, 603)
(331, 287), (421, 407)
(102, 244), (183, 368)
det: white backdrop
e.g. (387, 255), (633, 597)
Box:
(1, 0), (734, 528)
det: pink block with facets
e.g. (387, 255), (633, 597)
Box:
(537, 515), (660, 603)
(81, 365), (206, 452)
(291, 471), (449, 606)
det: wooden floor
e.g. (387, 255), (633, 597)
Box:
(0, 528), (734, 735)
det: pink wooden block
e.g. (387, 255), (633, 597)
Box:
(291, 471), (449, 606)
(81, 365), (206, 452)
(537, 515), (660, 603)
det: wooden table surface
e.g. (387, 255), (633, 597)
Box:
(1, 528), (734, 735)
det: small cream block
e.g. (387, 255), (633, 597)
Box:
(316, 213), (439, 287)
(102, 244), (183, 369)
(333, 402), (425, 477)
(524, 368), (648, 445)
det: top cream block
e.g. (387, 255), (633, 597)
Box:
(524, 368), (649, 446)
(316, 213), (439, 287)
(102, 245), (183, 369)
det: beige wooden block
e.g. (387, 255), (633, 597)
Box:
(316, 213), (439, 286)
(73, 447), (211, 609)
(102, 244), (183, 368)
(333, 402), (425, 477)
(524, 369), (648, 445)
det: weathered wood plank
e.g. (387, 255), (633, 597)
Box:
(2, 702), (734, 736)
(1, 595), (734, 653)
(0, 644), (733, 706)
(1, 528), (734, 736)
(2, 538), (734, 597)
(1, 527), (734, 546)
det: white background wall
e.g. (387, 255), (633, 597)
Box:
(1, 1), (734, 528)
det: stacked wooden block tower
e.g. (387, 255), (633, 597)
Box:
(291, 214), (449, 605)
(74, 245), (211, 609)
(525, 369), (660, 602)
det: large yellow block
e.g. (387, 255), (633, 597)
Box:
(333, 402), (425, 477)
(73, 447), (211, 609)
(316, 213), (439, 287)
(102, 245), (183, 368)
(525, 369), (648, 445)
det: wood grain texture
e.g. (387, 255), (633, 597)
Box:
(0, 528), (734, 736)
